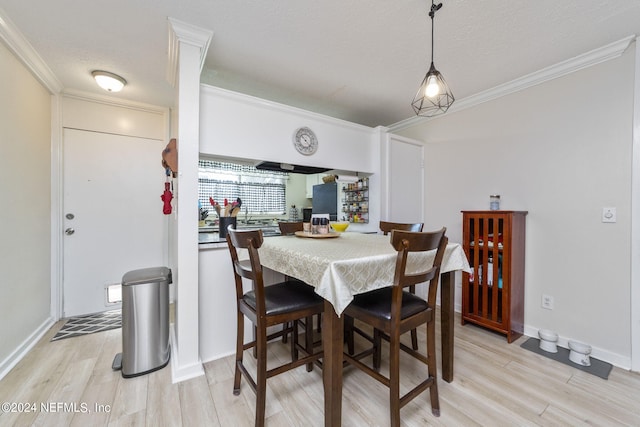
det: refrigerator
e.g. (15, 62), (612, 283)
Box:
(312, 182), (338, 221)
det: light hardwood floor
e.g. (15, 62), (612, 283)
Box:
(1, 311), (639, 426)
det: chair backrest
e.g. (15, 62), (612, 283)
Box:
(379, 221), (424, 235)
(278, 221), (303, 235)
(390, 227), (447, 306)
(226, 227), (267, 313)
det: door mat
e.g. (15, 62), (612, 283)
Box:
(520, 337), (612, 380)
(51, 310), (121, 341)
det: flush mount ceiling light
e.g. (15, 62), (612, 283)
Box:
(91, 70), (127, 92)
(411, 0), (454, 117)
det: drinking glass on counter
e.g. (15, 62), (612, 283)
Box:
(319, 218), (329, 234)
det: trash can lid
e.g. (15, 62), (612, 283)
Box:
(122, 266), (172, 286)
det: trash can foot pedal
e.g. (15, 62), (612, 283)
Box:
(112, 353), (122, 371)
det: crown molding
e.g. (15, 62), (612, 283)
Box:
(390, 35), (636, 132)
(62, 88), (169, 115)
(166, 17), (213, 88)
(0, 6), (63, 94)
(201, 84), (374, 132)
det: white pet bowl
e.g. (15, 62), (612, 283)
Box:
(538, 329), (558, 353)
(568, 340), (592, 366)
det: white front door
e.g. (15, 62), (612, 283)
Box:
(63, 128), (167, 317)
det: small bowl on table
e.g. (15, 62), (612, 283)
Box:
(330, 222), (349, 233)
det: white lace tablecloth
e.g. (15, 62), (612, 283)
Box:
(259, 232), (470, 316)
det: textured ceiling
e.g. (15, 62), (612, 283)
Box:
(1, 0), (640, 127)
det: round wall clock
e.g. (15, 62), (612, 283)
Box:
(293, 127), (318, 155)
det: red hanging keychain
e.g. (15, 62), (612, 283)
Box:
(161, 169), (173, 214)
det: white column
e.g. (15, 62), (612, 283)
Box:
(631, 36), (640, 373)
(167, 18), (212, 382)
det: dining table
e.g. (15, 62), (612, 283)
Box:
(259, 231), (471, 427)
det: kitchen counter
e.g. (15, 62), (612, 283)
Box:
(199, 232), (226, 245)
(199, 224), (281, 248)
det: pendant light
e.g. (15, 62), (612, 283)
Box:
(411, 1), (454, 117)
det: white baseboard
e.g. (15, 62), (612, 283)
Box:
(169, 324), (204, 384)
(200, 349), (236, 365)
(0, 317), (55, 381)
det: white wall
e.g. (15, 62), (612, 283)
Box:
(398, 48), (635, 367)
(62, 95), (166, 140)
(286, 173), (310, 215)
(0, 40), (52, 375)
(198, 247), (244, 360)
(200, 85), (377, 175)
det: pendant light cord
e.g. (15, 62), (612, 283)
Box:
(429, 1), (443, 65)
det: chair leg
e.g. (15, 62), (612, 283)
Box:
(411, 328), (419, 350)
(373, 328), (382, 371)
(291, 320), (298, 362)
(233, 312), (244, 395)
(255, 324), (268, 427)
(426, 320), (440, 416)
(409, 285), (419, 351)
(282, 322), (289, 343)
(253, 325), (258, 358)
(305, 316), (314, 372)
(344, 315), (355, 355)
(389, 331), (401, 427)
(316, 313), (322, 333)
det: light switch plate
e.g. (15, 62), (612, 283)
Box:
(602, 207), (617, 223)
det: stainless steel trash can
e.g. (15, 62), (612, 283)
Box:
(113, 266), (172, 378)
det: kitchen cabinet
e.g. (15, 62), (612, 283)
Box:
(461, 210), (527, 342)
(306, 174), (326, 198)
(341, 178), (369, 223)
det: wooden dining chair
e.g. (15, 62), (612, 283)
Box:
(343, 228), (447, 426)
(345, 221), (425, 355)
(226, 227), (324, 427)
(381, 221), (424, 350)
(277, 220), (303, 235)
(379, 221), (424, 235)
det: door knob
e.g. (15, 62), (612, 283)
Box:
(65, 228), (75, 235)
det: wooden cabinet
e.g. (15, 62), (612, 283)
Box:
(461, 210), (527, 343)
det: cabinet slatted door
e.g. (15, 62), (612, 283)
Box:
(461, 211), (527, 343)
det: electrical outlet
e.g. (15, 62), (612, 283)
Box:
(602, 207), (617, 223)
(542, 294), (554, 310)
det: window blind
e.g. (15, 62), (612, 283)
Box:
(198, 160), (288, 216)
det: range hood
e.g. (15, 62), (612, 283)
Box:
(255, 161), (331, 175)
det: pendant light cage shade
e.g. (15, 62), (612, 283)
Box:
(411, 0), (454, 117)
(412, 63), (455, 117)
